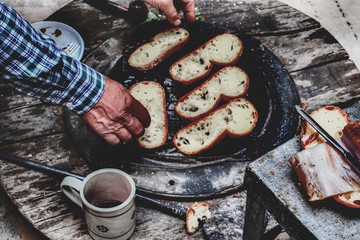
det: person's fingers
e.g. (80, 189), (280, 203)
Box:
(162, 3), (181, 26)
(143, 0), (195, 25)
(114, 127), (133, 142)
(180, 0), (196, 23)
(103, 133), (121, 145)
(128, 97), (151, 128)
(144, 0), (181, 25)
(122, 113), (146, 137)
(114, 110), (145, 137)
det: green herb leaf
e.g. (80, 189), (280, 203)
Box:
(141, 11), (160, 24)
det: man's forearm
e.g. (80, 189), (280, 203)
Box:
(0, 2), (105, 114)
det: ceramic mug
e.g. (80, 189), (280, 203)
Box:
(60, 168), (136, 240)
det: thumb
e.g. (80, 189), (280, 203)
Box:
(161, 4), (181, 26)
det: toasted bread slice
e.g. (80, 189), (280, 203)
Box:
(334, 191), (360, 208)
(174, 98), (257, 155)
(128, 27), (189, 70)
(301, 105), (350, 149)
(175, 66), (249, 121)
(129, 81), (167, 149)
(169, 33), (243, 85)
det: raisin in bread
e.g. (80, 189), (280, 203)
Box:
(175, 66), (249, 121)
(128, 27), (189, 70)
(186, 202), (211, 234)
(174, 98), (257, 155)
(301, 105), (350, 149)
(169, 33), (243, 85)
(129, 81), (167, 149)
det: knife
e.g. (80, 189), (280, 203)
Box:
(295, 105), (360, 174)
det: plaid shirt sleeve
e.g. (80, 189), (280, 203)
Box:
(0, 2), (105, 114)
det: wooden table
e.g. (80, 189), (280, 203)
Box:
(1, 0), (360, 239)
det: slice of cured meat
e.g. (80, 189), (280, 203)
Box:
(289, 140), (360, 202)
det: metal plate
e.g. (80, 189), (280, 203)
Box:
(32, 21), (85, 61)
(64, 21), (300, 199)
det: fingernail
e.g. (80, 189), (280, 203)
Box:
(174, 19), (181, 26)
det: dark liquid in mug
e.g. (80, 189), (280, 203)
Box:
(96, 200), (123, 208)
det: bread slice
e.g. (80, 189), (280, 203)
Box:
(169, 33), (243, 85)
(174, 98), (257, 155)
(175, 66), (249, 121)
(128, 27), (189, 70)
(301, 105), (350, 149)
(129, 81), (168, 149)
(334, 191), (360, 208)
(186, 202), (211, 234)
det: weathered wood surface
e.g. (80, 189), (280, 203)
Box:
(0, 81), (41, 111)
(0, 104), (58, 145)
(196, 0), (320, 35)
(0, 0), (360, 239)
(292, 59), (360, 111)
(258, 28), (348, 72)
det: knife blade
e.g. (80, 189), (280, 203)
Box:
(295, 105), (360, 174)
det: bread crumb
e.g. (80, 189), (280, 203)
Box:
(186, 202), (211, 234)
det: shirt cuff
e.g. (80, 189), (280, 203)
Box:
(59, 59), (105, 114)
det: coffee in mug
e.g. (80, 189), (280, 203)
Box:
(60, 168), (136, 240)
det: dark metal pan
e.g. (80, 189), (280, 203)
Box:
(64, 20), (300, 199)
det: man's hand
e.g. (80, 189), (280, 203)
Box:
(144, 0), (196, 26)
(81, 77), (151, 145)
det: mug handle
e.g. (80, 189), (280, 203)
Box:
(60, 176), (83, 208)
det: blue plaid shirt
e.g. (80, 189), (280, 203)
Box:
(0, 2), (105, 114)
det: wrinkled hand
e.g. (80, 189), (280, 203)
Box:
(144, 0), (196, 26)
(81, 77), (151, 145)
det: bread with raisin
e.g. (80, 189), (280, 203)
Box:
(175, 66), (249, 121)
(174, 98), (257, 155)
(128, 27), (189, 70)
(169, 33), (243, 85)
(129, 81), (168, 149)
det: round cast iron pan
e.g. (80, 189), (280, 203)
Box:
(64, 20), (300, 200)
